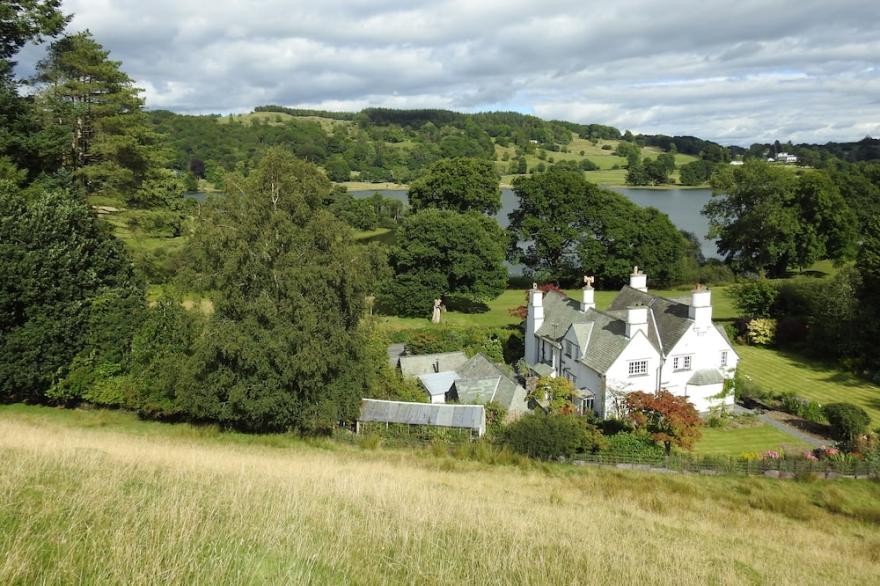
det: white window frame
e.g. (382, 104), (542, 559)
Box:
(673, 355), (693, 372)
(628, 359), (648, 377)
(720, 350), (728, 367)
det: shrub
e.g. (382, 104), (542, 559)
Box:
(601, 432), (665, 461)
(746, 318), (777, 346)
(502, 412), (604, 460)
(730, 279), (779, 318)
(822, 403), (871, 447)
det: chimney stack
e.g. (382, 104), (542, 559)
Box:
(629, 266), (647, 292)
(625, 305), (649, 339)
(688, 284), (712, 327)
(525, 283), (545, 364)
(581, 275), (595, 312)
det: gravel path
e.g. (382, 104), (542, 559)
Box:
(735, 405), (827, 448)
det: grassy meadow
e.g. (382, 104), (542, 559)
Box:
(2, 404), (880, 585)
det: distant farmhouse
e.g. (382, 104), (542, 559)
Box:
(398, 352), (529, 420)
(769, 152), (798, 164)
(525, 269), (737, 417)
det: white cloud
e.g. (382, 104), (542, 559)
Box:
(22, 0), (876, 144)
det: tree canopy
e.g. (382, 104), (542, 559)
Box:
(384, 208), (507, 317)
(705, 161), (857, 276)
(407, 157), (501, 214)
(0, 184), (143, 401)
(173, 148), (387, 432)
(508, 170), (688, 286)
(33, 31), (166, 197)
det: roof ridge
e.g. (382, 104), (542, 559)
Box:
(620, 284), (690, 308)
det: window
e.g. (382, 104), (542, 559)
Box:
(563, 369), (575, 382)
(565, 341), (579, 359)
(565, 341), (572, 358)
(673, 355), (692, 371)
(720, 351), (728, 367)
(628, 359), (648, 377)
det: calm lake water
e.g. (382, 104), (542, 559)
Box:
(352, 187), (719, 259)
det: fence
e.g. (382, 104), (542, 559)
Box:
(571, 452), (879, 479)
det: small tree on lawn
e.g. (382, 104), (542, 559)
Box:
(529, 376), (578, 414)
(623, 390), (703, 456)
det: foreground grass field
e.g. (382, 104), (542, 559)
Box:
(2, 405), (879, 584)
(737, 345), (880, 425)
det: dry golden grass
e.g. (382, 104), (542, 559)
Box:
(1, 409), (879, 584)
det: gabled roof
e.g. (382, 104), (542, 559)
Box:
(607, 286), (692, 354)
(533, 291), (639, 374)
(455, 377), (500, 404)
(417, 371), (458, 398)
(359, 399), (485, 435)
(399, 351), (468, 378)
(571, 323), (593, 352)
(455, 353), (529, 415)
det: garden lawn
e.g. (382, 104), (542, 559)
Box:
(693, 424), (810, 456)
(737, 345), (880, 425)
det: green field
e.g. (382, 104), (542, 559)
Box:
(1, 404), (879, 584)
(496, 134), (704, 187)
(737, 345), (880, 424)
(694, 424), (810, 456)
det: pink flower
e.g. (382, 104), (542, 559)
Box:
(765, 450), (780, 460)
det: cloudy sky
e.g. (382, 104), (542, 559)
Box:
(19, 0), (880, 145)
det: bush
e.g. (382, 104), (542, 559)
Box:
(502, 412), (604, 460)
(746, 318), (777, 346)
(730, 279), (779, 318)
(601, 432), (665, 461)
(822, 403), (871, 447)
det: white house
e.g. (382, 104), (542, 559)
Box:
(775, 152), (798, 164)
(525, 269), (738, 417)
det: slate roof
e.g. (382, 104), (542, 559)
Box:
(688, 369), (725, 386)
(455, 377), (500, 404)
(417, 371), (458, 398)
(534, 286), (701, 375)
(399, 351), (468, 378)
(454, 354), (529, 416)
(533, 291), (633, 374)
(607, 286), (692, 354)
(359, 399), (486, 436)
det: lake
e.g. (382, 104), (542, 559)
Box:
(351, 186), (720, 259)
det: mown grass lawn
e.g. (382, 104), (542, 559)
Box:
(694, 424), (810, 456)
(736, 345), (880, 425)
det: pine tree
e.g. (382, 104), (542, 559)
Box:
(33, 31), (165, 197)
